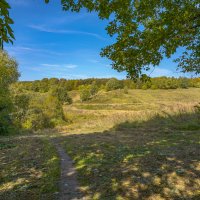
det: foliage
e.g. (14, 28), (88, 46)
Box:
(80, 88), (91, 102)
(0, 51), (19, 134)
(106, 78), (123, 91)
(45, 0), (200, 78)
(23, 94), (65, 130)
(2, 0), (199, 77)
(50, 86), (72, 104)
(0, 0), (15, 49)
(123, 86), (128, 94)
(14, 77), (200, 94)
(0, 50), (19, 87)
(22, 108), (51, 130)
(12, 91), (66, 130)
(90, 81), (99, 96)
(14, 94), (30, 111)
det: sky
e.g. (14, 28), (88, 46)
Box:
(5, 0), (191, 81)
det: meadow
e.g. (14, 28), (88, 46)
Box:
(1, 88), (199, 199)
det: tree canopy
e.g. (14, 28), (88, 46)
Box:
(0, 0), (14, 49)
(1, 0), (200, 78)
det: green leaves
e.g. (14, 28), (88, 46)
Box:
(3, 0), (199, 77)
(50, 0), (200, 79)
(0, 0), (15, 49)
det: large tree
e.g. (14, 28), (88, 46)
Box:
(1, 0), (200, 78)
(56, 0), (200, 78)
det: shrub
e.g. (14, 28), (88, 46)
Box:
(0, 89), (13, 134)
(141, 85), (148, 90)
(14, 94), (30, 110)
(123, 86), (128, 94)
(80, 88), (91, 102)
(16, 93), (66, 130)
(22, 108), (51, 130)
(106, 78), (123, 91)
(151, 85), (158, 89)
(90, 81), (99, 96)
(50, 87), (72, 104)
(0, 51), (19, 135)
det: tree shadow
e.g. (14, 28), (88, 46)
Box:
(0, 136), (60, 200)
(57, 111), (200, 199)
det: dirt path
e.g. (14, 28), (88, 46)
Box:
(51, 138), (84, 200)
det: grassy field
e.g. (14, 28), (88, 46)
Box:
(0, 88), (200, 199)
(61, 88), (200, 133)
(0, 136), (60, 200)
(58, 88), (200, 199)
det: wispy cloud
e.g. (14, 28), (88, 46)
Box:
(29, 25), (106, 40)
(6, 46), (69, 57)
(63, 64), (77, 69)
(41, 64), (59, 67)
(41, 63), (78, 69)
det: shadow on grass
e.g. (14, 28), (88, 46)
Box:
(58, 111), (200, 200)
(0, 136), (60, 200)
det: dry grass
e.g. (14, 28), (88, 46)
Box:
(61, 89), (199, 134)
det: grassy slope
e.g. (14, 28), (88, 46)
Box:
(59, 88), (200, 199)
(0, 136), (60, 200)
(62, 88), (200, 133)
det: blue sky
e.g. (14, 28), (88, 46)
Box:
(5, 0), (189, 81)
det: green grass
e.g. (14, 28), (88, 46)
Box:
(0, 136), (60, 200)
(1, 88), (200, 200)
(60, 112), (200, 199)
(70, 88), (200, 105)
(58, 88), (200, 199)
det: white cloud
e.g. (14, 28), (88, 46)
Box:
(29, 25), (106, 40)
(63, 64), (77, 69)
(41, 63), (77, 69)
(41, 64), (59, 67)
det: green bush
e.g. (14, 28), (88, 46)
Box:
(0, 89), (13, 134)
(0, 51), (19, 135)
(50, 87), (72, 104)
(106, 78), (124, 91)
(13, 92), (66, 131)
(90, 81), (99, 96)
(80, 88), (91, 102)
(123, 86), (128, 94)
(22, 108), (51, 130)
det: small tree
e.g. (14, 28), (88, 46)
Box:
(80, 88), (91, 102)
(106, 78), (123, 91)
(90, 81), (99, 96)
(50, 87), (72, 104)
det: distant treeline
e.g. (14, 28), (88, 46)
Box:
(15, 77), (200, 92)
